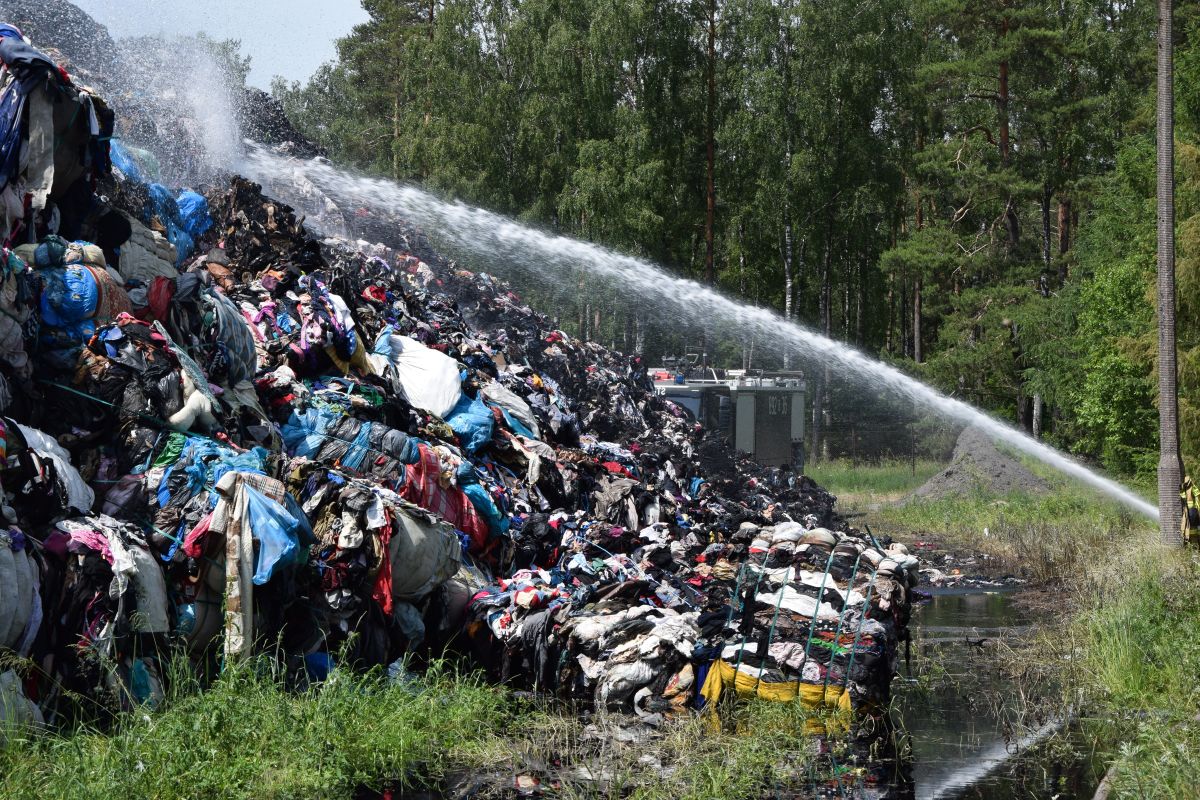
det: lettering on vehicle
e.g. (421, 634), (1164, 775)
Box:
(765, 394), (790, 416)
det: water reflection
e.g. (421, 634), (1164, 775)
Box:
(898, 591), (1101, 799)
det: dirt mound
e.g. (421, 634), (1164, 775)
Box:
(907, 427), (1049, 502)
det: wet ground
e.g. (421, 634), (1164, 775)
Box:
(897, 589), (1105, 799)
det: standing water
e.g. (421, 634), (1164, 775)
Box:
(898, 590), (1100, 798)
(240, 145), (1157, 520)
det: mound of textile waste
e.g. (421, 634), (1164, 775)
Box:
(0, 27), (916, 746)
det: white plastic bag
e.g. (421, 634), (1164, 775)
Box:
(373, 329), (462, 418)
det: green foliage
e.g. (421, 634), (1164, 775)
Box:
(267, 0), (1189, 478)
(195, 34), (252, 90)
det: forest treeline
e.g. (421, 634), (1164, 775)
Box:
(260, 0), (1200, 478)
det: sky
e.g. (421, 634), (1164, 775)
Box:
(74, 0), (369, 88)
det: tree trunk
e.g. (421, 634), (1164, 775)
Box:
(1157, 0), (1183, 544)
(820, 236), (832, 340)
(392, 93), (401, 179)
(821, 366), (831, 461)
(1032, 394), (1044, 439)
(998, 17), (1010, 158)
(912, 276), (922, 364)
(1041, 185), (1053, 270)
(796, 238), (806, 318)
(1000, 16), (1019, 248)
(856, 257), (864, 346)
(783, 229), (794, 322)
(813, 239), (833, 463)
(885, 275), (895, 355)
(811, 372), (824, 465)
(424, 0), (435, 125)
(1058, 196), (1072, 282)
(703, 0), (717, 286)
(913, 162), (924, 362)
(739, 221), (752, 371)
(842, 256), (850, 342)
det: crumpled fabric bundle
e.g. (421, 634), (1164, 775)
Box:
(371, 326), (462, 418)
(284, 463), (459, 665)
(280, 404), (419, 480)
(0, 248), (34, 382)
(0, 668), (43, 739)
(16, 423), (94, 513)
(29, 515), (170, 712)
(202, 288), (258, 385)
(0, 31), (112, 242)
(399, 441), (490, 552)
(0, 528), (35, 651)
(707, 524), (919, 706)
(148, 434), (269, 557)
(553, 603), (700, 709)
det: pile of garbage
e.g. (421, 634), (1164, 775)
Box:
(0, 27), (916, 733)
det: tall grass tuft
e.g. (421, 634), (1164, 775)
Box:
(1074, 548), (1200, 797)
(0, 657), (510, 800)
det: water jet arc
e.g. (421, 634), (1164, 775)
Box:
(240, 146), (1158, 521)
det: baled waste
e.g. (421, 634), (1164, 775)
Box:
(0, 27), (917, 740)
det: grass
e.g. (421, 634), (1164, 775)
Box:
(805, 457), (942, 508)
(0, 658), (512, 800)
(0, 652), (849, 800)
(532, 699), (852, 800)
(872, 487), (1153, 581)
(1069, 546), (1200, 797)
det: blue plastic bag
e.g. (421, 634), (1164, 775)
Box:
(109, 139), (144, 183)
(175, 190), (213, 238)
(281, 407), (335, 459)
(147, 183), (179, 224)
(243, 486), (301, 585)
(446, 394), (494, 454)
(147, 183), (195, 264)
(40, 265), (98, 326)
(167, 227), (194, 266)
(39, 318), (96, 350)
